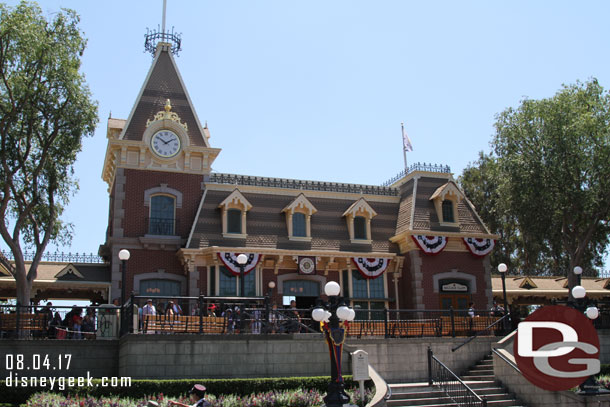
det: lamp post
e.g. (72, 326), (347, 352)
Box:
(118, 249), (130, 336)
(118, 249), (131, 306)
(312, 281), (356, 407)
(236, 253), (248, 297)
(264, 281), (276, 332)
(497, 263), (509, 330)
(569, 285), (607, 394)
(574, 265), (583, 286)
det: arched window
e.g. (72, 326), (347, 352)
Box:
(227, 209), (242, 234)
(354, 216), (367, 240)
(442, 200), (454, 223)
(292, 213), (306, 237)
(149, 195), (175, 235)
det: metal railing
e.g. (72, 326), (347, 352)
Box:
(208, 173), (399, 196)
(0, 304), (120, 339)
(452, 313), (510, 352)
(146, 217), (178, 236)
(1, 250), (105, 264)
(428, 347), (487, 407)
(128, 295), (318, 336)
(381, 162), (452, 186)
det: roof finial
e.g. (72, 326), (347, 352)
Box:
(161, 0), (167, 34)
(165, 99), (172, 112)
(144, 0), (182, 56)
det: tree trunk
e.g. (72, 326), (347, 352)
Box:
(14, 271), (32, 308)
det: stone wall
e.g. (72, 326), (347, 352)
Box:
(493, 348), (610, 407)
(0, 339), (119, 379)
(347, 336), (497, 383)
(118, 333), (496, 381)
(598, 329), (610, 364)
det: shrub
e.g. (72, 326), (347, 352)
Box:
(1, 376), (373, 404)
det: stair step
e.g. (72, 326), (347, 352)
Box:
(461, 375), (496, 380)
(390, 390), (447, 399)
(387, 396), (454, 406)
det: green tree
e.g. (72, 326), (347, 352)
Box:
(460, 79), (610, 295)
(0, 2), (98, 307)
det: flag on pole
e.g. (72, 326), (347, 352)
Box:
(402, 123), (413, 152)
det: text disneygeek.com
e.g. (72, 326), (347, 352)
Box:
(4, 353), (131, 390)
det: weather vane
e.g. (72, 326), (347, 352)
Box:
(144, 0), (182, 56)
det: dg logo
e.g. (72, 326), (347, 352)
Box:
(514, 305), (600, 391)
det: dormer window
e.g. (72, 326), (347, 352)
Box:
(292, 213), (307, 237)
(442, 200), (454, 223)
(354, 216), (367, 240)
(227, 209), (242, 234)
(343, 198), (377, 244)
(282, 194), (317, 241)
(430, 181), (464, 227)
(219, 189), (252, 239)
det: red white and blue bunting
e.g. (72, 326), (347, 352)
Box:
(217, 252), (261, 276)
(352, 257), (390, 279)
(462, 238), (495, 257)
(411, 235), (448, 255)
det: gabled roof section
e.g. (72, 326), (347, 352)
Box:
(408, 176), (491, 234)
(519, 276), (538, 289)
(120, 43), (209, 148)
(342, 198), (377, 218)
(219, 189), (253, 211)
(429, 181), (465, 203)
(55, 264), (84, 279)
(282, 194), (317, 215)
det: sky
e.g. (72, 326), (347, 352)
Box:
(1, 1), (609, 268)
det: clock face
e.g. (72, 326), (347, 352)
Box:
(299, 257), (315, 274)
(151, 130), (181, 158)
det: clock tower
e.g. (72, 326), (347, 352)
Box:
(100, 25), (220, 301)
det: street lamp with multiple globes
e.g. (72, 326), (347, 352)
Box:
(569, 283), (606, 394)
(311, 281), (356, 407)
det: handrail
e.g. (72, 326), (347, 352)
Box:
(452, 314), (509, 352)
(491, 348), (520, 371)
(428, 347), (487, 407)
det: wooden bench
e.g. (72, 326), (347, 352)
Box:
(440, 316), (501, 336)
(387, 319), (441, 337)
(143, 315), (226, 334)
(0, 313), (48, 334)
(347, 321), (385, 337)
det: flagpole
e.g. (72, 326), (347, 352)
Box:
(401, 122), (408, 173)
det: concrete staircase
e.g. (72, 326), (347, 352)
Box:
(385, 354), (525, 407)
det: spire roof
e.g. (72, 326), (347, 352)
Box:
(120, 44), (209, 148)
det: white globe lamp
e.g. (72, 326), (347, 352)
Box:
(572, 285), (586, 299)
(324, 281), (341, 297)
(336, 306), (351, 321)
(585, 306), (599, 320)
(312, 307), (326, 322)
(236, 253), (248, 265)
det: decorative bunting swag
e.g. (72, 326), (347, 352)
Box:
(352, 257), (390, 279)
(411, 235), (448, 255)
(462, 237), (495, 257)
(217, 252), (261, 276)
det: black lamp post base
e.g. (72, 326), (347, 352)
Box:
(324, 382), (350, 407)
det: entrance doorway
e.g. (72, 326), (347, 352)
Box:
(282, 279), (320, 310)
(439, 294), (470, 311)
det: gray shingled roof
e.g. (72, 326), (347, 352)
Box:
(188, 188), (400, 254)
(121, 49), (207, 147)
